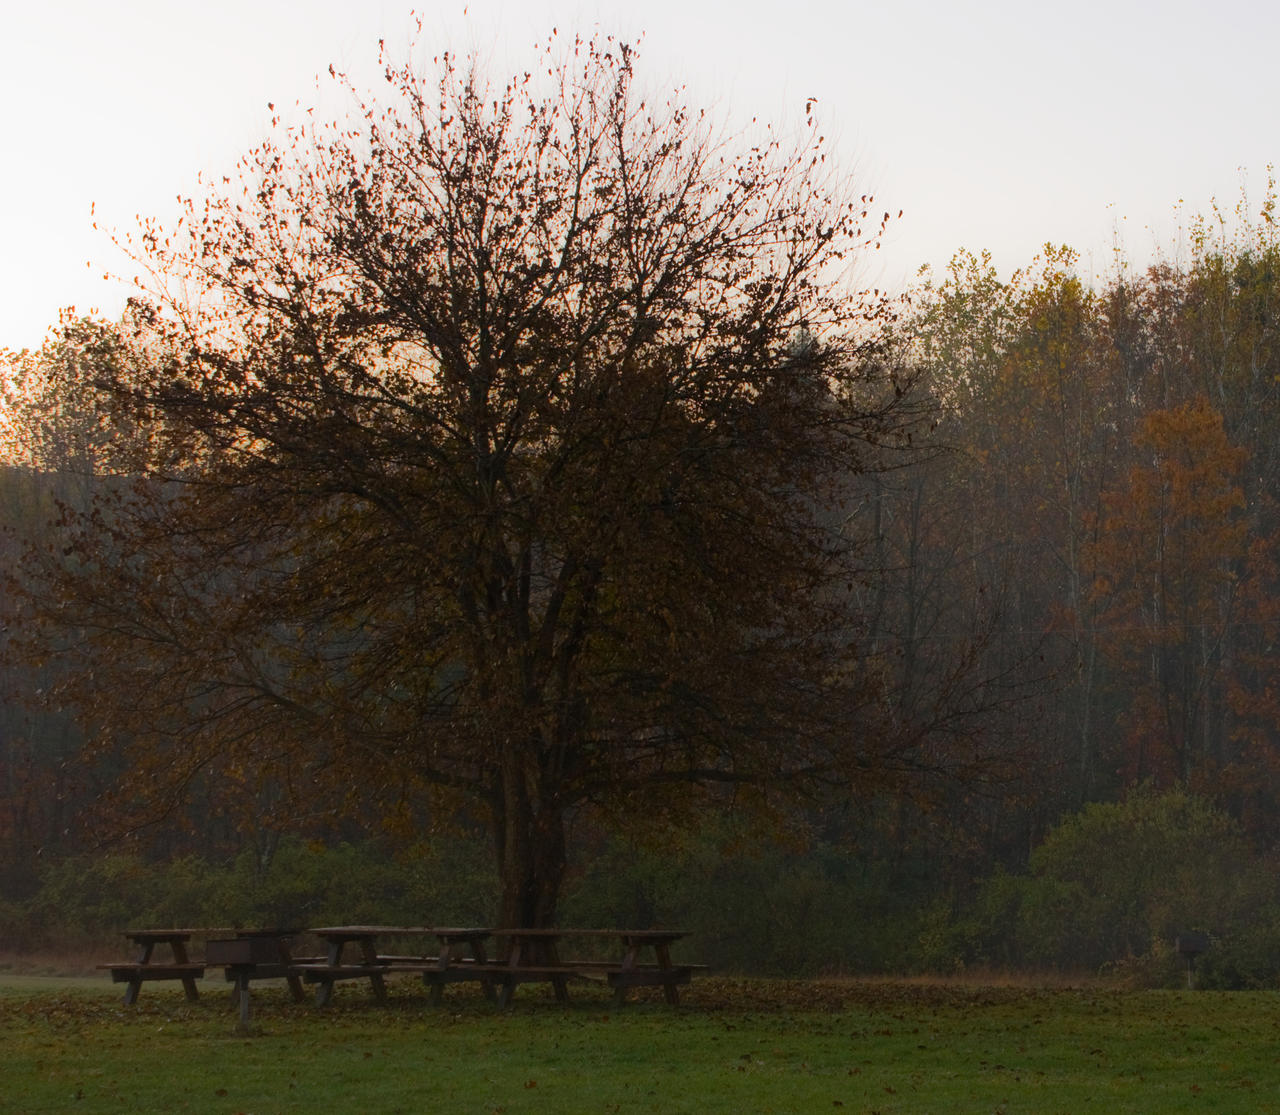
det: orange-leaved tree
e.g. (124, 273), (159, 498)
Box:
(1087, 396), (1248, 787)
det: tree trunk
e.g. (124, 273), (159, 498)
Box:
(492, 747), (567, 929)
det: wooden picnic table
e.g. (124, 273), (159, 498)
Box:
(419, 927), (499, 1005)
(298, 926), (394, 1005)
(99, 927), (308, 1011)
(99, 928), (206, 1005)
(297, 926), (496, 1005)
(490, 928), (695, 1006)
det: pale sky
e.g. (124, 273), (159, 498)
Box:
(3, 0), (1277, 351)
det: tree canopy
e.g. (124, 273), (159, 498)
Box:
(11, 34), (932, 927)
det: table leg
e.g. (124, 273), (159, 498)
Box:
(613, 940), (641, 1006)
(357, 937), (387, 1004)
(279, 938), (305, 1002)
(655, 942), (679, 1005)
(473, 939), (497, 1004)
(234, 970), (252, 1026)
(314, 939), (343, 1005)
(122, 939), (154, 1005)
(314, 977), (335, 1007)
(497, 938), (523, 1007)
(496, 977), (516, 1008)
(544, 938), (569, 1003)
(428, 943), (450, 1006)
(171, 939), (200, 1002)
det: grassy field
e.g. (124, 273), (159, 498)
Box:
(3, 974), (1280, 1113)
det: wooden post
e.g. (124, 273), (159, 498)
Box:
(1176, 933), (1209, 990)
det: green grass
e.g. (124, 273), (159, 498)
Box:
(3, 976), (1280, 1113)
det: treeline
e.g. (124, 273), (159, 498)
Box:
(895, 200), (1280, 847)
(8, 195), (1280, 983)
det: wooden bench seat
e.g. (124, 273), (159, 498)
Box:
(372, 960), (501, 1004)
(216, 962), (295, 981)
(407, 962), (579, 981)
(605, 964), (697, 987)
(380, 956), (489, 971)
(565, 960), (707, 976)
(601, 963), (707, 1004)
(99, 962), (206, 981)
(292, 962), (392, 980)
(98, 963), (205, 1005)
(488, 964), (581, 975)
(291, 962), (392, 1006)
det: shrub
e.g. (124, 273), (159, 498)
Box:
(945, 785), (1280, 985)
(1, 835), (500, 953)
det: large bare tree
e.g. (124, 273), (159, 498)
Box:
(17, 33), (929, 926)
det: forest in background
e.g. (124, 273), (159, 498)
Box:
(6, 169), (1280, 985)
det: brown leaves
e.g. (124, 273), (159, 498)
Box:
(1086, 396), (1249, 783)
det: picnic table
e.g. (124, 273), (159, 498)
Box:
(296, 926), (497, 1006)
(296, 925), (697, 1006)
(296, 926), (393, 1005)
(98, 929), (206, 1004)
(492, 928), (696, 1006)
(420, 927), (499, 1004)
(98, 928), (308, 1013)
